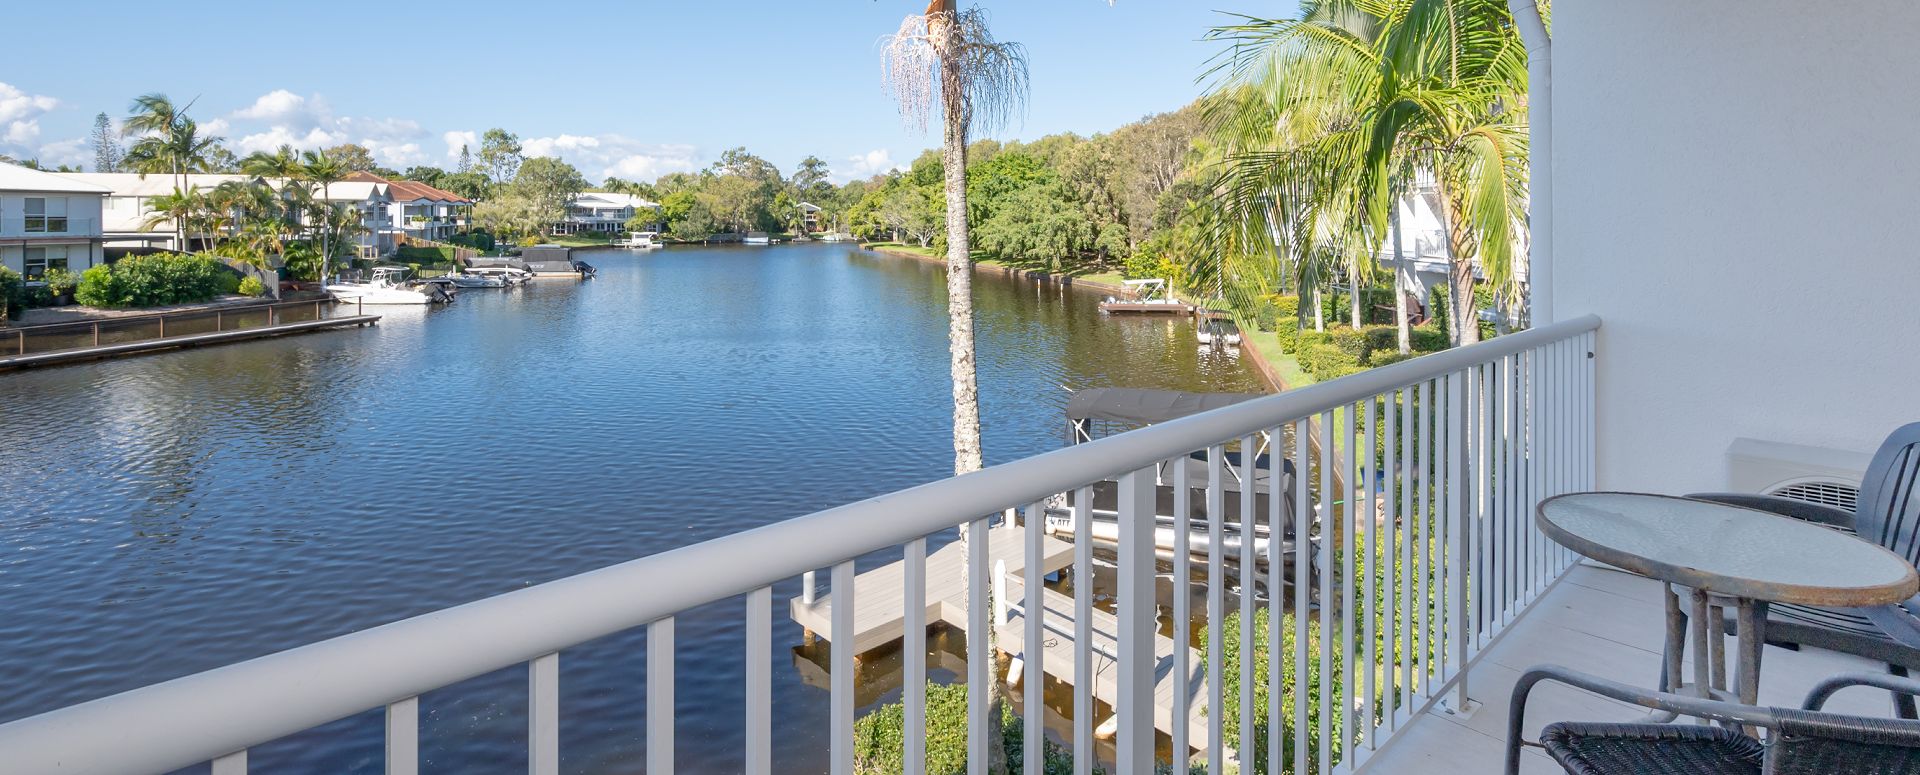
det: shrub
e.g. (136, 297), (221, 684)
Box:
(237, 276), (266, 297)
(1370, 351), (1417, 367)
(1271, 294), (1299, 318)
(1297, 343), (1361, 379)
(1410, 326), (1450, 353)
(283, 243), (324, 282)
(854, 682), (1077, 775)
(1329, 327), (1371, 360)
(1201, 607), (1346, 774)
(1296, 330), (1334, 350)
(75, 253), (226, 309)
(41, 267), (78, 297)
(1249, 296), (1282, 332)
(396, 245), (456, 265)
(1362, 325), (1398, 354)
(0, 266), (21, 320)
(1272, 317), (1300, 351)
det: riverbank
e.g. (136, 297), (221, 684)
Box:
(859, 242), (1131, 295)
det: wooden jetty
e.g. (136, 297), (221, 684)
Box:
(1098, 300), (1195, 315)
(0, 312), (379, 372)
(789, 525), (1227, 759)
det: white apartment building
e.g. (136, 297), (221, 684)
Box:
(0, 162), (109, 281)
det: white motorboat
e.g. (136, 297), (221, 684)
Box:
(466, 266), (533, 285)
(443, 271), (507, 288)
(326, 267), (447, 305)
(622, 231), (663, 249)
(744, 232), (773, 245)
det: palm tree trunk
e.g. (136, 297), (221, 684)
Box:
(1347, 258), (1362, 328)
(1392, 210), (1411, 354)
(1312, 285), (1325, 332)
(1434, 186), (1481, 346)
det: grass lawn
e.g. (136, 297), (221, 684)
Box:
(862, 242), (1127, 288)
(1241, 328), (1316, 389)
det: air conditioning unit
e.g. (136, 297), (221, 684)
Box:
(1726, 438), (1872, 511)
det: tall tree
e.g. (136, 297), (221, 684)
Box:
(303, 150), (348, 285)
(90, 113), (122, 173)
(884, 5), (1029, 774)
(456, 144), (474, 174)
(323, 143), (378, 172)
(511, 156), (588, 227)
(884, 2), (1028, 476)
(790, 155), (832, 193)
(478, 129), (523, 184)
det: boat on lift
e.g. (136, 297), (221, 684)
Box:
(443, 271), (507, 288)
(1041, 387), (1318, 584)
(1099, 279), (1195, 315)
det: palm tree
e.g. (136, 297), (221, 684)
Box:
(1360, 0), (1529, 345)
(303, 150), (349, 286)
(884, 5), (1029, 772)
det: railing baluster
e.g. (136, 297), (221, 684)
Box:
(904, 540), (927, 775)
(386, 697), (418, 775)
(1586, 331), (1597, 491)
(1317, 411), (1334, 774)
(1237, 434), (1256, 774)
(211, 750), (247, 775)
(831, 560), (855, 775)
(1072, 484), (1094, 775)
(1023, 500), (1045, 775)
(1292, 418), (1311, 775)
(1265, 428), (1282, 775)
(746, 587), (772, 775)
(1362, 397), (1378, 755)
(529, 652), (559, 775)
(1476, 361), (1491, 647)
(968, 518), (989, 775)
(649, 617), (675, 774)
(1204, 448), (1225, 775)
(1447, 369), (1469, 706)
(1384, 388), (1402, 733)
(1504, 354), (1519, 615)
(1172, 458), (1192, 774)
(1116, 466), (1156, 774)
(1338, 404), (1358, 771)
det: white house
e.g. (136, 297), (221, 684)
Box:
(59, 172), (259, 253)
(315, 177), (397, 258)
(0, 162), (110, 282)
(345, 172), (471, 244)
(558, 191), (658, 234)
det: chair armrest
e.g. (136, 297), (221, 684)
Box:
(1803, 671), (1920, 710)
(1506, 664), (1777, 774)
(1686, 492), (1857, 533)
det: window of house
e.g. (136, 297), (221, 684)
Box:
(24, 197), (68, 233)
(23, 246), (69, 281)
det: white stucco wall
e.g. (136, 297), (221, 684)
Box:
(1554, 0), (1920, 493)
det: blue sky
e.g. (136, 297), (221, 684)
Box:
(0, 1), (1266, 183)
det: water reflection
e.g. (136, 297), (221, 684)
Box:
(0, 243), (1265, 772)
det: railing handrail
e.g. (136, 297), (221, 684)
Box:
(0, 314), (1600, 774)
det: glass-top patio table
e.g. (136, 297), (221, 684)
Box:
(1537, 492), (1919, 709)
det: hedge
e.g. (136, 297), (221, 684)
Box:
(1329, 328), (1370, 360)
(1369, 351), (1418, 367)
(1272, 294), (1299, 318)
(396, 245), (456, 265)
(76, 253), (231, 309)
(854, 682), (1077, 775)
(1273, 317), (1300, 351)
(1202, 607), (1345, 775)
(1361, 325), (1398, 354)
(1410, 326), (1450, 353)
(1296, 344), (1361, 379)
(0, 266), (20, 320)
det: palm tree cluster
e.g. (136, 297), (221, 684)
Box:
(121, 94), (363, 284)
(1197, 0), (1533, 349)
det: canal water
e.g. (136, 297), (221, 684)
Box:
(0, 243), (1264, 773)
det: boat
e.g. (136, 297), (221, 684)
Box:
(465, 266), (532, 285)
(1099, 278), (1195, 315)
(326, 267), (449, 305)
(1044, 387), (1317, 584)
(744, 232), (773, 245)
(1197, 315), (1242, 350)
(622, 231), (663, 249)
(443, 271), (507, 288)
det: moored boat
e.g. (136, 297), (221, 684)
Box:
(326, 267), (449, 305)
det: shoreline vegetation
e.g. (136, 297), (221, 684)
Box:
(858, 241), (1128, 294)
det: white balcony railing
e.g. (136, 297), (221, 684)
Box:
(0, 216), (100, 237)
(0, 315), (1599, 775)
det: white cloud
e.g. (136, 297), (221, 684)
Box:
(225, 90), (428, 165)
(837, 149), (903, 182)
(521, 133), (698, 182)
(37, 137), (88, 168)
(0, 82), (58, 159)
(442, 130), (478, 160)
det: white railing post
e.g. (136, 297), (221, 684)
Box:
(648, 617), (675, 774)
(1115, 467), (1156, 773)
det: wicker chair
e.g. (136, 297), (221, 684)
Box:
(1506, 665), (1920, 774)
(1688, 422), (1920, 718)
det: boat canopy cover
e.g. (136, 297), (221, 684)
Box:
(1065, 388), (1266, 425)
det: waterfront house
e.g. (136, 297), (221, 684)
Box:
(314, 176), (397, 259)
(797, 201), (823, 232)
(0, 162), (110, 281)
(558, 191), (659, 235)
(60, 172), (260, 254)
(4, 4), (1919, 775)
(343, 172), (472, 245)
